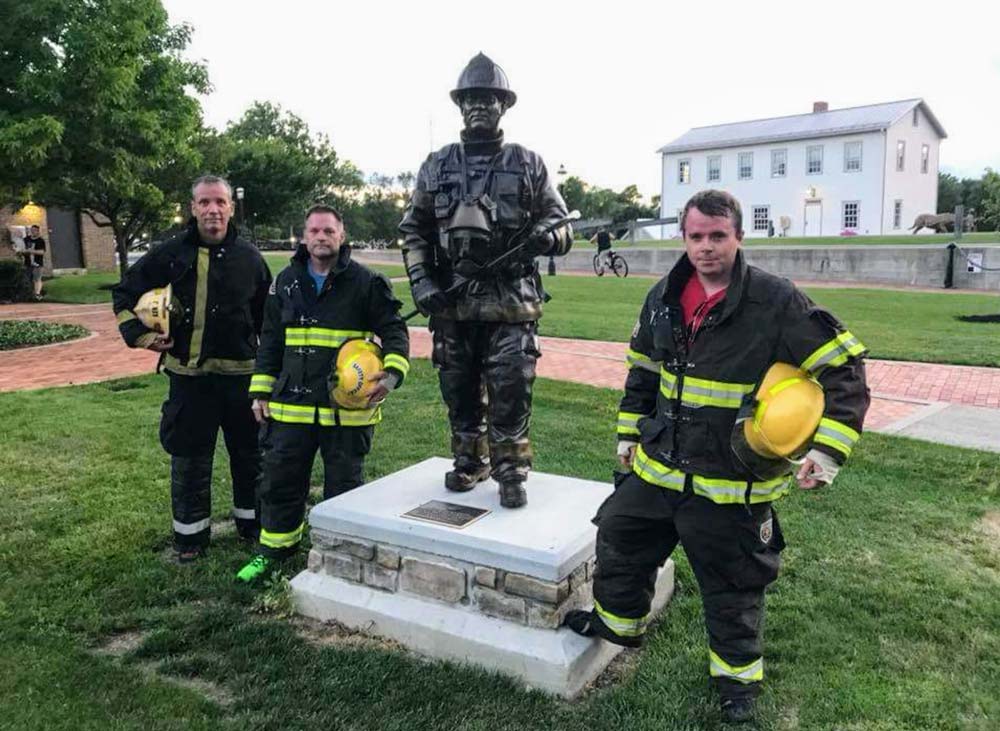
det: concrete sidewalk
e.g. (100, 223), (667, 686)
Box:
(2, 302), (998, 453)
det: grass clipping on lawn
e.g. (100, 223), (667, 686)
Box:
(0, 319), (89, 350)
(0, 361), (998, 730)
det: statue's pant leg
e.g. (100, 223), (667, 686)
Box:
(432, 318), (488, 469)
(483, 321), (539, 482)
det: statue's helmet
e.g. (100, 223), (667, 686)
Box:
(450, 52), (517, 108)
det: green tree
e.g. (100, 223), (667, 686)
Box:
(214, 101), (362, 235)
(979, 168), (1000, 232)
(937, 172), (962, 214)
(29, 0), (209, 276)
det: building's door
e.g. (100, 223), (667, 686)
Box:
(47, 208), (84, 269)
(803, 201), (822, 236)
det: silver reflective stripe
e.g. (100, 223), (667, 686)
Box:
(815, 425), (854, 447)
(173, 518), (211, 535)
(710, 653), (763, 683)
(232, 508), (256, 520)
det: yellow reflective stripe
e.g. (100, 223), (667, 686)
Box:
(163, 356), (255, 376)
(260, 522), (304, 550)
(814, 417), (860, 456)
(659, 369), (678, 399)
(682, 375), (754, 408)
(802, 331), (867, 373)
(116, 310), (137, 325)
(616, 411), (644, 436)
(250, 374), (277, 393)
(633, 446), (791, 504)
(626, 348), (653, 367)
(284, 328), (373, 348)
(692, 475), (791, 505)
(269, 401), (317, 425)
(317, 406), (382, 427)
(709, 650), (763, 683)
(383, 353), (410, 376)
(632, 445), (686, 490)
(594, 599), (648, 637)
(187, 247), (211, 364)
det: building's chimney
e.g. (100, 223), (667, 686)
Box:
(813, 101), (829, 113)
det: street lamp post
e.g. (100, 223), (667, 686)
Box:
(235, 186), (246, 234)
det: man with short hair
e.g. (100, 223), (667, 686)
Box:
(399, 53), (573, 508)
(22, 225), (46, 299)
(113, 175), (272, 562)
(565, 189), (869, 723)
(237, 204), (409, 582)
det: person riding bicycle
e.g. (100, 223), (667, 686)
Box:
(590, 227), (616, 267)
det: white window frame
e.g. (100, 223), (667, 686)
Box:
(843, 141), (862, 173)
(738, 151), (753, 181)
(678, 158), (691, 184)
(752, 205), (771, 232)
(842, 201), (860, 230)
(921, 144), (929, 174)
(893, 200), (903, 229)
(896, 140), (905, 172)
(770, 149), (787, 178)
(806, 145), (824, 175)
(706, 155), (721, 183)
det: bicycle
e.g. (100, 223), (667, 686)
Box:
(593, 249), (629, 278)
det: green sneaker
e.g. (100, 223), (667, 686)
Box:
(236, 554), (273, 583)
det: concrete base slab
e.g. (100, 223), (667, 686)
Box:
(292, 559), (674, 698)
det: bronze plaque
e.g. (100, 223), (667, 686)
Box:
(402, 500), (490, 529)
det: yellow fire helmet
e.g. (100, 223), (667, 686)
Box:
(731, 362), (824, 480)
(330, 339), (384, 410)
(134, 284), (177, 337)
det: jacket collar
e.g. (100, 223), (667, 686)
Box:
(665, 248), (748, 324)
(460, 128), (504, 156)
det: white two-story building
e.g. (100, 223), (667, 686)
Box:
(659, 99), (947, 237)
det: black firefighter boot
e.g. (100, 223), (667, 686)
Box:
(444, 435), (490, 493)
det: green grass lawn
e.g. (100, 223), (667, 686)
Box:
(575, 232), (1000, 248)
(1, 363), (997, 730)
(43, 271), (119, 304)
(394, 275), (1000, 367)
(264, 251), (406, 279)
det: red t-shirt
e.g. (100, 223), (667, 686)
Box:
(680, 274), (726, 337)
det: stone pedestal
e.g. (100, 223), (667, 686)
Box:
(291, 457), (675, 698)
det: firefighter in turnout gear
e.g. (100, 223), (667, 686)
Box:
(564, 190), (869, 724)
(398, 52), (573, 508)
(112, 175), (273, 562)
(237, 205), (409, 583)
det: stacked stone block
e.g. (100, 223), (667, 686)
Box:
(307, 528), (596, 630)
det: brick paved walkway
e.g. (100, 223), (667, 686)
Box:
(3, 303), (998, 441)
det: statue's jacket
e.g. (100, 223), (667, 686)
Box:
(399, 132), (572, 322)
(618, 250), (870, 505)
(249, 245), (410, 427)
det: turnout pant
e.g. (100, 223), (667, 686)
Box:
(430, 317), (540, 482)
(258, 420), (373, 559)
(591, 473), (785, 699)
(159, 372), (262, 549)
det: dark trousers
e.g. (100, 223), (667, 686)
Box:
(258, 420), (373, 559)
(159, 372), (261, 549)
(430, 317), (539, 482)
(592, 473), (785, 698)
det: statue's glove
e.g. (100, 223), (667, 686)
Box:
(411, 277), (449, 316)
(525, 223), (555, 257)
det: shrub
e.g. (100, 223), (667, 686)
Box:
(0, 320), (89, 350)
(0, 260), (33, 302)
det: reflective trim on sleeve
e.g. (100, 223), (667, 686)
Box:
(116, 310), (138, 325)
(616, 411), (644, 437)
(260, 522), (304, 550)
(249, 374), (277, 394)
(801, 331), (867, 373)
(383, 353), (410, 377)
(626, 348), (657, 370)
(284, 328), (374, 348)
(710, 649), (763, 683)
(813, 417), (860, 457)
(594, 599), (648, 638)
(172, 517), (211, 536)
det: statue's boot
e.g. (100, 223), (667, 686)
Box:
(445, 435), (490, 493)
(498, 477), (527, 508)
